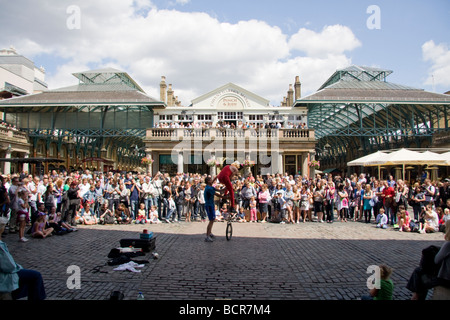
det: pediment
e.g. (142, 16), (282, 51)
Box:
(191, 83), (270, 109)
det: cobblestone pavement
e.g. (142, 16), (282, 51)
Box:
(3, 219), (444, 301)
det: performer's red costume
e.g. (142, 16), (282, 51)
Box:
(216, 164), (238, 209)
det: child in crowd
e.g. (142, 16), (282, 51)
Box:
(99, 203), (115, 225)
(439, 208), (450, 232)
(397, 208), (411, 232)
(48, 207), (76, 233)
(362, 264), (394, 300)
(221, 203), (229, 221)
(376, 208), (388, 229)
(115, 203), (131, 224)
(277, 191), (287, 224)
(136, 203), (148, 224)
(249, 196), (257, 222)
(17, 190), (30, 242)
(32, 211), (54, 239)
(215, 205), (223, 222)
(166, 195), (176, 223)
(237, 206), (246, 222)
(149, 205), (160, 224)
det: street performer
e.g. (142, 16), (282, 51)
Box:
(212, 161), (240, 212)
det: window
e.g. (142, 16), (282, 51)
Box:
(269, 115), (284, 121)
(217, 112), (243, 120)
(178, 115), (193, 121)
(249, 114), (264, 121)
(288, 115), (302, 121)
(197, 114), (212, 121)
(160, 115), (173, 121)
(283, 154), (303, 176)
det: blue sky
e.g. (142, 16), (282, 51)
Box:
(1, 0), (449, 104)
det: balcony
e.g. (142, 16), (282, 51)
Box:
(0, 125), (29, 145)
(146, 127), (314, 142)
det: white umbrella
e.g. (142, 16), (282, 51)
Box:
(347, 151), (388, 166)
(420, 151), (449, 165)
(437, 151), (450, 165)
(381, 149), (448, 180)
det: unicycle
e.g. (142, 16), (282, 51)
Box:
(225, 211), (236, 241)
(226, 219), (233, 241)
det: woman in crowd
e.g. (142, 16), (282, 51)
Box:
(284, 184), (295, 223)
(257, 184), (270, 223)
(362, 183), (374, 223)
(299, 185), (311, 222)
(292, 185), (301, 223)
(324, 180), (335, 223)
(351, 182), (363, 221)
(313, 181), (324, 223)
(337, 184), (349, 222)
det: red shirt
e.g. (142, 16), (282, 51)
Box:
(382, 187), (395, 204)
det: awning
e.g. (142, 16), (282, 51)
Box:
(0, 157), (64, 164)
(82, 157), (114, 163)
(347, 151), (388, 166)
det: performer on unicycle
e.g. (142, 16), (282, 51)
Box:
(212, 161), (240, 213)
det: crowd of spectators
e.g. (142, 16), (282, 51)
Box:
(0, 168), (449, 242)
(153, 120), (308, 130)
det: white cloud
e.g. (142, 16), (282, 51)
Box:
(0, 1), (361, 105)
(288, 25), (361, 58)
(422, 40), (450, 88)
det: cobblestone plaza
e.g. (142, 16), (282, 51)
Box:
(3, 219), (444, 301)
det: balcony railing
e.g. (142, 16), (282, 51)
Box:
(0, 126), (29, 142)
(146, 128), (314, 141)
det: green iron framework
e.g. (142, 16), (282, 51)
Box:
(0, 68), (164, 166)
(296, 66), (450, 168)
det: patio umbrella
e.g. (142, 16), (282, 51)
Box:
(437, 151), (450, 165)
(379, 149), (447, 180)
(347, 151), (388, 167)
(420, 151), (449, 166)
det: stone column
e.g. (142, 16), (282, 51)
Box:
(277, 151), (283, 174)
(146, 151), (153, 176)
(302, 152), (309, 179)
(177, 151), (184, 174)
(22, 153), (30, 174)
(309, 152), (315, 179)
(4, 145), (12, 175)
(209, 152), (216, 177)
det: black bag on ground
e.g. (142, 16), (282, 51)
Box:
(119, 238), (156, 252)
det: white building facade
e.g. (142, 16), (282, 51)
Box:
(146, 78), (316, 177)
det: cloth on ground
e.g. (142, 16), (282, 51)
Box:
(113, 261), (146, 273)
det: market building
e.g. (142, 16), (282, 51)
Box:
(145, 76), (316, 176)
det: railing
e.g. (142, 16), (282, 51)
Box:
(0, 126), (29, 142)
(146, 128), (314, 141)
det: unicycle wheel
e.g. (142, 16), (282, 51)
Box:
(226, 222), (233, 241)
